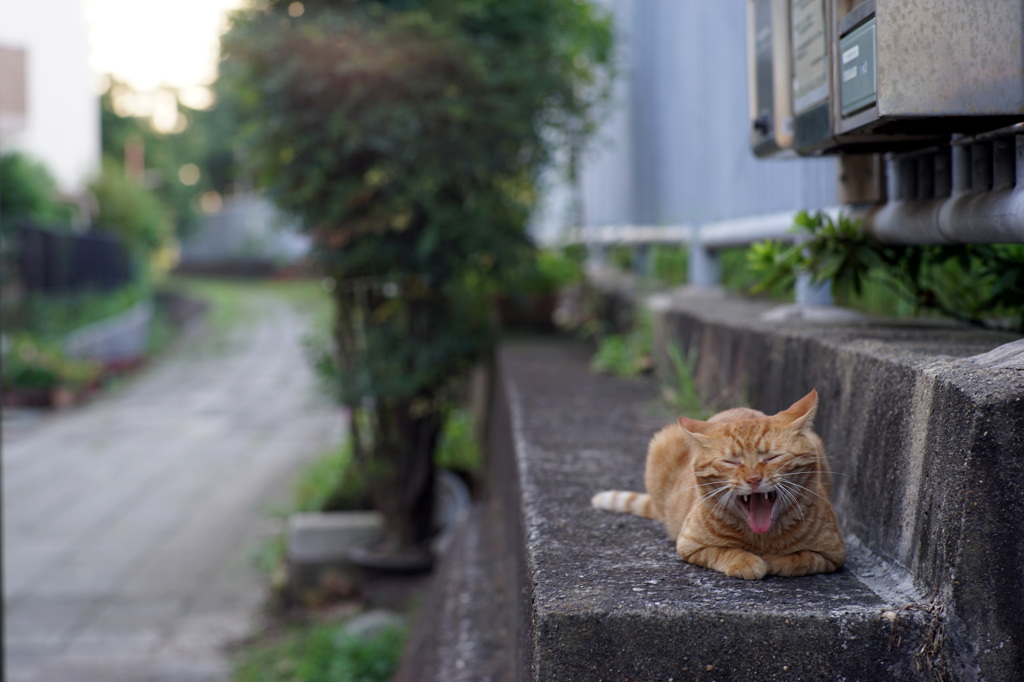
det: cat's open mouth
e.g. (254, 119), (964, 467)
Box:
(737, 491), (778, 534)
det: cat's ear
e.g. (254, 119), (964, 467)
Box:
(777, 389), (818, 431)
(678, 416), (713, 447)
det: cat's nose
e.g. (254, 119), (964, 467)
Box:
(745, 474), (762, 488)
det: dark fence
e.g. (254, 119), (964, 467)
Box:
(10, 223), (133, 294)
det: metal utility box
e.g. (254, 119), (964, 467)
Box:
(789, 0), (832, 153)
(748, 0), (795, 157)
(832, 0), (1024, 139)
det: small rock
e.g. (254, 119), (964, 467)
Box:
(338, 609), (405, 642)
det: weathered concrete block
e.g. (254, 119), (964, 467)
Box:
(287, 511), (383, 563)
(286, 511), (382, 599)
(497, 341), (933, 680)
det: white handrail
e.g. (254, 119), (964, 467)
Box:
(566, 208), (842, 306)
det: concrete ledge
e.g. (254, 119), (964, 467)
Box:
(286, 511), (382, 600)
(287, 511), (383, 564)
(497, 341), (937, 680)
(64, 299), (153, 363)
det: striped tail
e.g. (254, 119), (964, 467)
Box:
(591, 490), (658, 520)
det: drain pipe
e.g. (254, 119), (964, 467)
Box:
(865, 127), (1024, 244)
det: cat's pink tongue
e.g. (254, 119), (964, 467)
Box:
(747, 493), (773, 533)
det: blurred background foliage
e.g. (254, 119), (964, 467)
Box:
(0, 152), (76, 227)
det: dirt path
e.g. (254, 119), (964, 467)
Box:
(3, 284), (345, 681)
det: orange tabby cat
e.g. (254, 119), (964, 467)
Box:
(592, 390), (844, 579)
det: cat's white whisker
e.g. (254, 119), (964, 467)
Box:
(778, 479), (825, 501)
(774, 483), (804, 520)
(699, 484), (731, 504)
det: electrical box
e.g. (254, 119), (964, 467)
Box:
(831, 0), (1024, 140)
(789, 0), (832, 153)
(752, 0), (1024, 157)
(748, 0), (795, 157)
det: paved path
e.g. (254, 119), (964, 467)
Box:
(3, 286), (346, 681)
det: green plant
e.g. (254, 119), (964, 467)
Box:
(330, 623), (407, 682)
(292, 440), (372, 514)
(747, 211), (877, 299)
(652, 245), (689, 286)
(222, 0), (613, 560)
(89, 157), (173, 257)
(16, 283), (149, 341)
(663, 343), (711, 419)
(590, 313), (653, 377)
(436, 408), (481, 475)
(2, 335), (101, 392)
(0, 152), (73, 226)
(166, 276), (258, 353)
(723, 246), (792, 301)
(608, 245), (635, 272)
(232, 616), (406, 682)
(749, 211), (1024, 331)
(537, 248), (585, 290)
(494, 248), (576, 299)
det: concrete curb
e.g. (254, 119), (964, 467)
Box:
(64, 299), (153, 362)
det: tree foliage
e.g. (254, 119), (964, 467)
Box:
(221, 0), (613, 555)
(0, 152), (72, 227)
(221, 0), (612, 402)
(88, 157), (173, 256)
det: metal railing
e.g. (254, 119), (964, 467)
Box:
(568, 127), (1024, 305)
(10, 222), (134, 295)
(572, 208), (837, 306)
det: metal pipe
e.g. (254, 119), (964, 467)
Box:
(696, 210), (803, 249)
(865, 133), (1024, 245)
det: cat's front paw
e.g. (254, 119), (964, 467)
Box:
(722, 552), (768, 580)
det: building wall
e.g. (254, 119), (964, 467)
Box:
(0, 0), (100, 196)
(535, 0), (839, 239)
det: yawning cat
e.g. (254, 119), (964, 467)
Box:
(592, 390), (844, 579)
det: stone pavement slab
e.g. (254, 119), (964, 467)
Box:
(3, 285), (345, 682)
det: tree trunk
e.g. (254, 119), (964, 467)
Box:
(350, 395), (440, 565)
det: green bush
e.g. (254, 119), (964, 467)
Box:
(2, 335), (101, 392)
(590, 312), (653, 377)
(0, 152), (73, 226)
(16, 283), (148, 341)
(436, 408), (481, 475)
(232, 617), (406, 682)
(749, 211), (1024, 331)
(291, 440), (372, 514)
(652, 245), (688, 285)
(89, 157), (173, 256)
(724, 246), (792, 301)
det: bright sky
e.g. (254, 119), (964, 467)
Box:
(85, 0), (248, 110)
